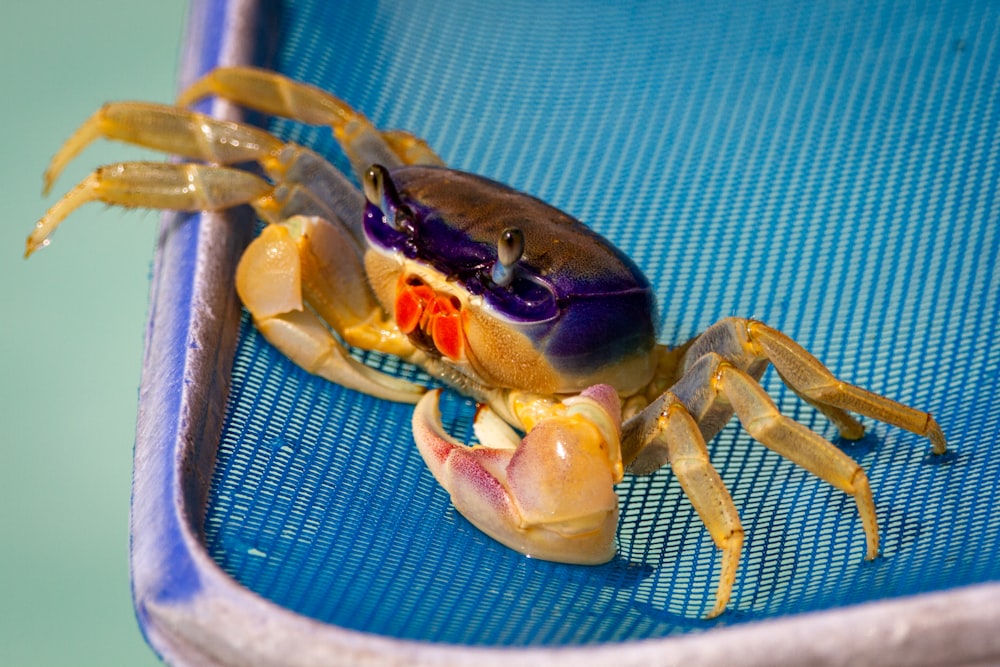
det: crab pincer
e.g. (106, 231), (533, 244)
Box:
(413, 385), (624, 564)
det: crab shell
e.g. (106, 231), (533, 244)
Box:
(362, 165), (658, 397)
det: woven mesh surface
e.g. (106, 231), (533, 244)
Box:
(202, 0), (1000, 644)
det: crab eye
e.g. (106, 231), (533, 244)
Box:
(363, 164), (413, 232)
(491, 227), (524, 287)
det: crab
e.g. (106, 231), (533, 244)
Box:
(28, 67), (947, 618)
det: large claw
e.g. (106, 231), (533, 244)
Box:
(412, 386), (624, 564)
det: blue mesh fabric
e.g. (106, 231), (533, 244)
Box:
(203, 0), (1000, 643)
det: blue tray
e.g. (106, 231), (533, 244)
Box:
(132, 0), (1000, 664)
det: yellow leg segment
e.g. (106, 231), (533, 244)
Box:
(27, 162), (274, 257)
(621, 315), (949, 614)
(43, 102), (287, 194)
(746, 321), (947, 454)
(714, 361), (881, 559)
(659, 399), (744, 619)
(380, 129), (446, 167)
(177, 66), (445, 175)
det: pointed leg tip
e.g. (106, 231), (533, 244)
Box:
(838, 423), (866, 441)
(864, 522), (880, 560)
(927, 417), (948, 455)
(703, 601), (728, 620)
(24, 236), (44, 258)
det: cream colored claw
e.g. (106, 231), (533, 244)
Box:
(236, 217), (424, 403)
(413, 386), (624, 563)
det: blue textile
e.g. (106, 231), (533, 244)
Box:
(202, 0), (1000, 643)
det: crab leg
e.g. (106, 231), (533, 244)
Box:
(26, 162), (273, 257)
(623, 317), (948, 615)
(622, 392), (744, 619)
(718, 353), (878, 556)
(177, 66), (445, 177)
(44, 102), (282, 194)
(622, 352), (879, 617)
(29, 157), (423, 401)
(744, 320), (948, 453)
(41, 102), (371, 248)
(673, 318), (948, 454)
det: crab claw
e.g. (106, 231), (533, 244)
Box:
(412, 386), (624, 564)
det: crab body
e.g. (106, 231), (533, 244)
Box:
(29, 67), (947, 618)
(362, 165), (658, 397)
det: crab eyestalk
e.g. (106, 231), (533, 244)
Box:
(412, 385), (623, 564)
(491, 227), (524, 287)
(363, 163), (413, 232)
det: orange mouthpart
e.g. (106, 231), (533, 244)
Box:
(395, 275), (466, 361)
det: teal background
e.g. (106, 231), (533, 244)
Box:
(1, 1), (187, 664)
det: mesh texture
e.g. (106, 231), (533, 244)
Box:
(202, 0), (1000, 644)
